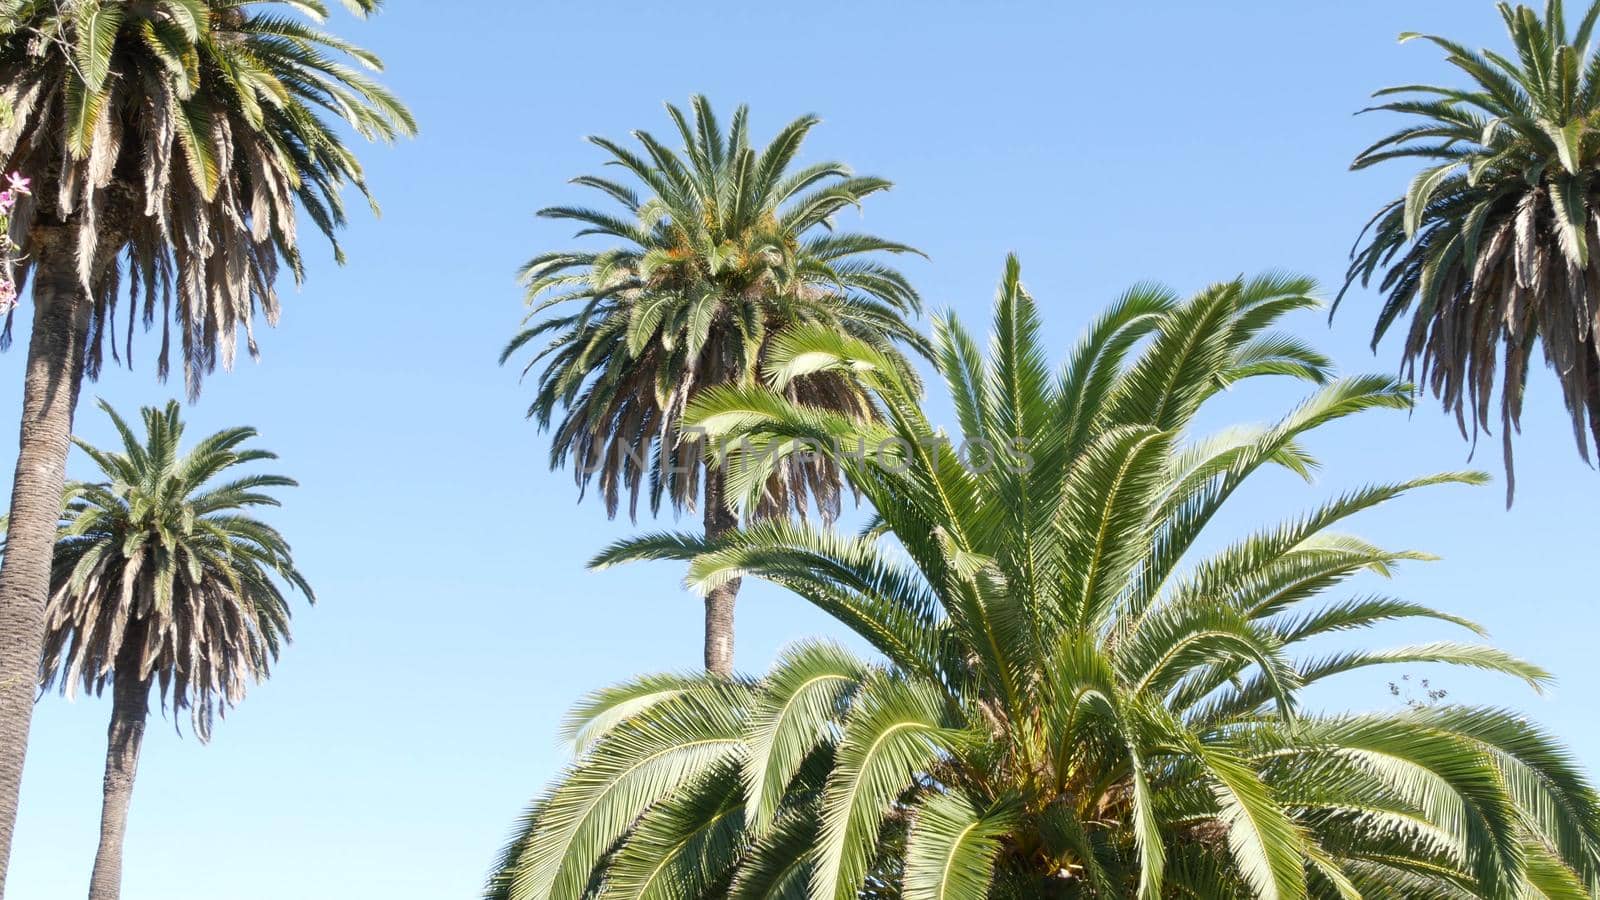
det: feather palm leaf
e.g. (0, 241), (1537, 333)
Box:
(3, 399), (312, 899)
(504, 96), (926, 675)
(33, 399), (312, 737)
(0, 0), (416, 392)
(1342, 0), (1600, 501)
(490, 257), (1600, 899)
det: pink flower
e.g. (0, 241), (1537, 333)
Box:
(5, 173), (30, 195)
(0, 191), (13, 212)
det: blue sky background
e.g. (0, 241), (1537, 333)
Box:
(5, 2), (1598, 898)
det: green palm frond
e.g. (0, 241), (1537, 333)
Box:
(812, 674), (969, 900)
(490, 257), (1600, 899)
(1342, 0), (1600, 502)
(501, 682), (749, 900)
(505, 96), (924, 524)
(743, 641), (867, 833)
(34, 400), (310, 739)
(0, 0), (413, 394)
(901, 791), (1019, 900)
(601, 762), (749, 900)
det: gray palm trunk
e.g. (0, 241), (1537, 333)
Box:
(0, 234), (92, 897)
(701, 466), (740, 678)
(86, 646), (150, 900)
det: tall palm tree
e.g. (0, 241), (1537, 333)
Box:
(0, 2), (411, 886)
(31, 400), (311, 900)
(489, 259), (1600, 899)
(1342, 0), (1600, 502)
(503, 96), (926, 677)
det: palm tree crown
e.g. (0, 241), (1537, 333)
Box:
(490, 259), (1600, 900)
(1342, 0), (1600, 500)
(503, 95), (927, 523)
(0, 0), (416, 392)
(39, 400), (311, 738)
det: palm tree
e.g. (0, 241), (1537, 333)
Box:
(489, 259), (1600, 899)
(1342, 0), (1600, 502)
(0, 2), (411, 885)
(503, 96), (926, 677)
(32, 400), (311, 900)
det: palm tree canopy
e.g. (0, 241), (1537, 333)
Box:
(33, 399), (312, 740)
(503, 95), (928, 523)
(1341, 0), (1600, 501)
(0, 0), (415, 394)
(490, 258), (1600, 900)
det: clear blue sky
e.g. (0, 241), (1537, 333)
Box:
(5, 2), (1597, 898)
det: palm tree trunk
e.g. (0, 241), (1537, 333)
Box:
(702, 466), (740, 677)
(86, 658), (150, 900)
(0, 234), (91, 897)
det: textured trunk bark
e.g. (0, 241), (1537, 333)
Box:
(0, 235), (91, 898)
(86, 660), (149, 900)
(702, 466), (740, 678)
